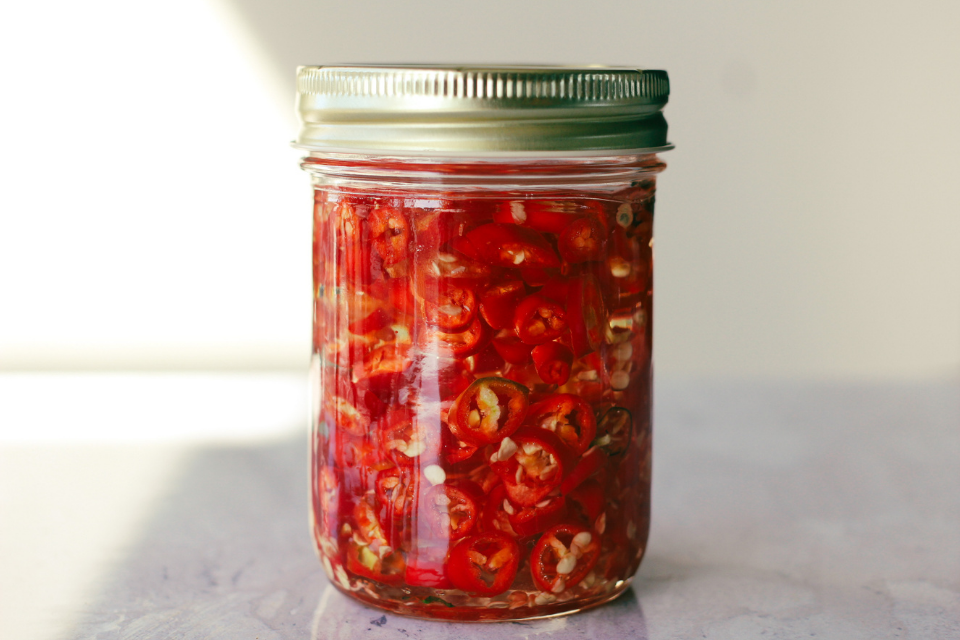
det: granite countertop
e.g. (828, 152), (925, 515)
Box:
(2, 376), (958, 639)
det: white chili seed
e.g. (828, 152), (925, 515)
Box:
(437, 252), (458, 262)
(502, 499), (515, 515)
(551, 579), (567, 594)
(611, 371), (631, 390)
(556, 554), (577, 575)
(521, 442), (541, 455)
(572, 531), (593, 548)
(613, 342), (633, 361)
(510, 201), (527, 224)
(424, 464), (446, 486)
(595, 512), (607, 534)
(497, 437), (518, 460)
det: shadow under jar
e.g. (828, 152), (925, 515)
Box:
(296, 65), (671, 622)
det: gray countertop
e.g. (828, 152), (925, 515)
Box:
(2, 376), (958, 639)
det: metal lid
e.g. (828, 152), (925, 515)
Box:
(295, 65), (671, 155)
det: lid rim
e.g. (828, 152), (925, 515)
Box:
(295, 65), (671, 154)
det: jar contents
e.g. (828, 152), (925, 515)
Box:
(310, 175), (655, 621)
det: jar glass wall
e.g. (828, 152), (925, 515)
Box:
(305, 153), (662, 621)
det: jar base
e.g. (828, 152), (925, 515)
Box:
(329, 576), (635, 622)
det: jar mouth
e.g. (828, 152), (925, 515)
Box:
(295, 66), (671, 154)
(299, 152), (667, 192)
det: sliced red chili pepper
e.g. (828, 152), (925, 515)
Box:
(595, 407), (633, 456)
(507, 494), (566, 537)
(347, 307), (393, 335)
(446, 532), (521, 596)
(449, 377), (529, 446)
(440, 429), (478, 464)
(492, 200), (578, 234)
(567, 274), (607, 357)
(426, 315), (489, 358)
(353, 495), (390, 548)
(346, 539), (406, 585)
(480, 484), (519, 537)
(567, 478), (605, 524)
(526, 394), (597, 455)
(468, 343), (506, 376)
(420, 281), (478, 333)
(404, 545), (454, 588)
(479, 279), (526, 330)
(374, 466), (418, 529)
(465, 223), (561, 269)
(423, 481), (484, 541)
(559, 216), (606, 264)
(491, 332), (534, 365)
(333, 430), (378, 469)
(530, 523), (601, 594)
(560, 447), (608, 493)
(490, 426), (572, 506)
(324, 393), (370, 438)
(513, 295), (568, 345)
(378, 407), (432, 467)
(519, 267), (555, 288)
(436, 361), (475, 402)
(351, 344), (413, 394)
(601, 227), (651, 301)
(531, 342), (574, 385)
(368, 205), (410, 265)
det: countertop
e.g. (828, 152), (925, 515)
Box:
(2, 375), (958, 639)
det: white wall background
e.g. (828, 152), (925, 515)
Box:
(1, 0), (958, 379)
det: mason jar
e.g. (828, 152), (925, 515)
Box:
(296, 65), (671, 621)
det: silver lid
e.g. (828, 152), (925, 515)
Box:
(295, 65), (671, 155)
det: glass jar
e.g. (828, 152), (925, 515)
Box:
(296, 66), (670, 621)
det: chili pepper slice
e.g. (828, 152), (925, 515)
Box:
(526, 394), (597, 455)
(560, 447), (608, 493)
(531, 342), (574, 386)
(558, 216), (606, 264)
(513, 295), (568, 345)
(449, 377), (529, 446)
(480, 484), (519, 537)
(426, 315), (489, 358)
(378, 407), (431, 466)
(508, 494), (567, 537)
(347, 307), (394, 335)
(374, 466), (418, 529)
(567, 274), (607, 357)
(567, 478), (605, 524)
(595, 407), (633, 456)
(420, 282), (478, 333)
(446, 532), (521, 596)
(479, 279), (526, 330)
(530, 523), (601, 594)
(490, 426), (572, 506)
(423, 481), (484, 541)
(491, 332), (534, 365)
(325, 393), (371, 438)
(468, 343), (506, 376)
(351, 344), (413, 394)
(440, 430), (478, 464)
(465, 223), (561, 269)
(346, 539), (406, 586)
(368, 205), (410, 265)
(492, 200), (578, 234)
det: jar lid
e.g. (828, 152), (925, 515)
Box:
(295, 65), (670, 155)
